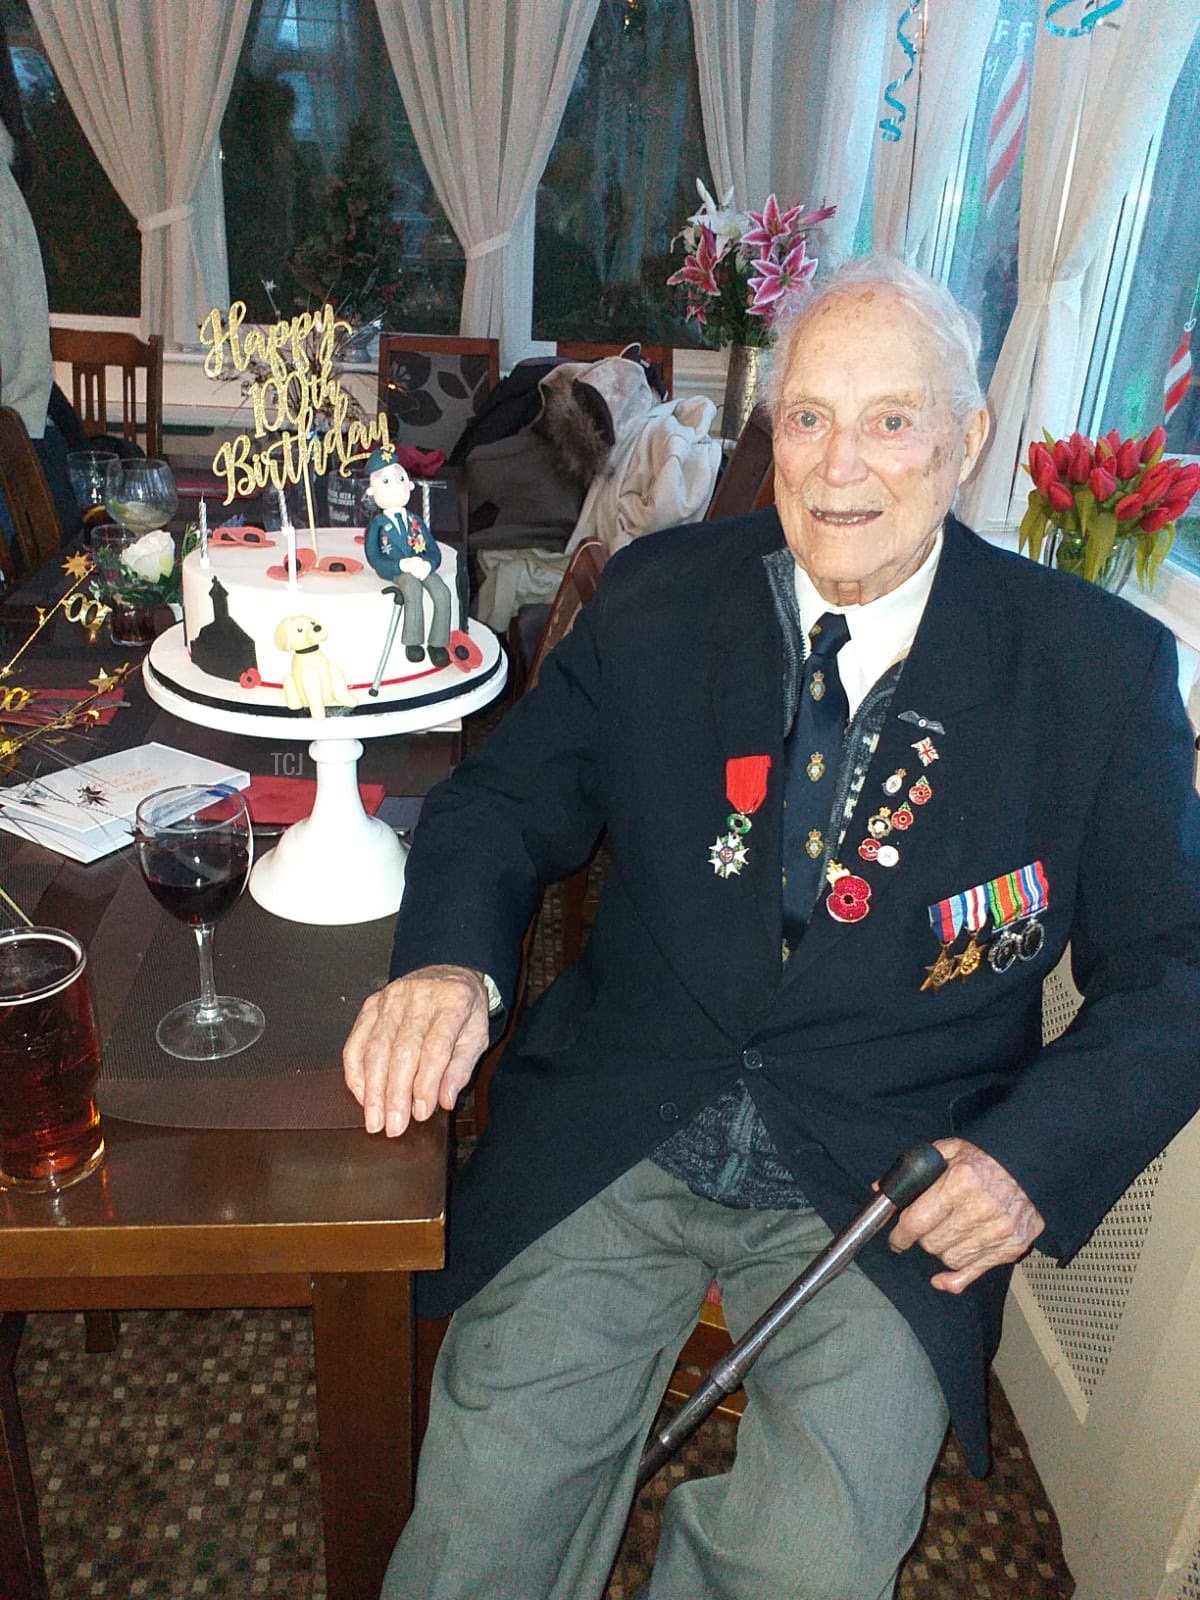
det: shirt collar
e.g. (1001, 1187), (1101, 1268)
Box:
(792, 523), (943, 686)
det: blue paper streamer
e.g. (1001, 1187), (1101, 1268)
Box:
(1044, 0), (1126, 36)
(879, 2), (922, 144)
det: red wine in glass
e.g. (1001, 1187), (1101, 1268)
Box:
(134, 785), (264, 1060)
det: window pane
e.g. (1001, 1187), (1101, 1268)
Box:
(1085, 25), (1200, 576)
(222, 0), (462, 333)
(946, 0), (1041, 388)
(1, 0), (139, 316)
(533, 0), (708, 348)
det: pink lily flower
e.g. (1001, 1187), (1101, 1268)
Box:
(666, 225), (721, 296)
(742, 195), (806, 250)
(747, 238), (818, 318)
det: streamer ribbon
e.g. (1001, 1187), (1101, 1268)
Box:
(879, 2), (922, 143)
(1044, 0), (1126, 37)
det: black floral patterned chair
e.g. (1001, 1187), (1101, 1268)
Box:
(377, 334), (500, 457)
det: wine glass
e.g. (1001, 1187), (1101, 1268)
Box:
(67, 450), (119, 530)
(105, 457), (178, 535)
(134, 785), (265, 1060)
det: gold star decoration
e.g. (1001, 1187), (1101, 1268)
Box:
(62, 552), (93, 581)
(89, 669), (118, 694)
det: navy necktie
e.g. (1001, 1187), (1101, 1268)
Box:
(781, 611), (851, 946)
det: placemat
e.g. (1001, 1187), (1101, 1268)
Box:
(94, 868), (395, 1130)
(0, 857), (60, 929)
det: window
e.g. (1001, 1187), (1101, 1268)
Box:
(944, 0), (1041, 389)
(1080, 24), (1200, 576)
(1, 0), (139, 316)
(532, 0), (708, 348)
(222, 0), (462, 334)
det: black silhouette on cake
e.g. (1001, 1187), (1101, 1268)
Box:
(189, 576), (259, 683)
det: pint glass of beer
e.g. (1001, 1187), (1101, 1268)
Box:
(0, 927), (105, 1192)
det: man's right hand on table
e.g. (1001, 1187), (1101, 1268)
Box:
(343, 965), (490, 1137)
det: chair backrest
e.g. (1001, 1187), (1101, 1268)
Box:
(377, 334), (500, 457)
(0, 406), (64, 579)
(555, 339), (674, 400)
(706, 402), (775, 521)
(49, 328), (164, 460)
(526, 540), (609, 694)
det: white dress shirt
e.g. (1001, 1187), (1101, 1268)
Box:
(793, 526), (944, 719)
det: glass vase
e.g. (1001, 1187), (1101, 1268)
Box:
(1041, 527), (1136, 595)
(721, 344), (766, 442)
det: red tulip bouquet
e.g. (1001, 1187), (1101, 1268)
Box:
(1020, 425), (1200, 590)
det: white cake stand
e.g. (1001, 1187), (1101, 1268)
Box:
(143, 621), (507, 926)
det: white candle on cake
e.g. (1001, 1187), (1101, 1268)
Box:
(198, 498), (210, 569)
(279, 487), (299, 592)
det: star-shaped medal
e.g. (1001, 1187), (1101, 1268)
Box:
(708, 831), (749, 878)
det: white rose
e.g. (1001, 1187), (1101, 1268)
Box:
(121, 529), (175, 582)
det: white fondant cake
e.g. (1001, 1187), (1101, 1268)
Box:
(153, 525), (501, 720)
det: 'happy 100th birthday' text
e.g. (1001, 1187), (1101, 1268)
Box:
(199, 301), (390, 505)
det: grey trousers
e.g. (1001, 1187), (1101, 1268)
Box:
(393, 569), (451, 648)
(384, 1160), (948, 1600)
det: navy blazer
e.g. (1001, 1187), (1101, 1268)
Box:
(392, 512), (1200, 1473)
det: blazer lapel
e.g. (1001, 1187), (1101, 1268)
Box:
(782, 519), (1001, 978)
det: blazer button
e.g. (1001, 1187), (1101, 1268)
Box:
(658, 1101), (680, 1122)
(742, 1047), (763, 1071)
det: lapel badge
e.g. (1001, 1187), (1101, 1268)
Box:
(709, 754), (772, 880)
(890, 803), (915, 832)
(911, 736), (939, 766)
(858, 837), (880, 861)
(908, 775), (933, 805)
(825, 862), (871, 923)
(866, 807), (892, 838)
(883, 768), (907, 795)
(899, 711), (946, 735)
(876, 843), (900, 867)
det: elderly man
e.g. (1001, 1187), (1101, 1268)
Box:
(345, 259), (1200, 1600)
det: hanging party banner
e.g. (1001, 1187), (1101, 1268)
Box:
(878, 2), (923, 143)
(1044, 0), (1126, 37)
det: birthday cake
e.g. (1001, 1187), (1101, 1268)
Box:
(146, 524), (501, 720)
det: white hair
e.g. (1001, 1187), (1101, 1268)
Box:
(765, 255), (986, 424)
(0, 118), (13, 171)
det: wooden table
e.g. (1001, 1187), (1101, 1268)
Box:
(0, 602), (457, 1600)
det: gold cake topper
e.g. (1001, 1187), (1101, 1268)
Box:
(199, 300), (391, 521)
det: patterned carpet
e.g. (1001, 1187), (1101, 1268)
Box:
(16, 1306), (1073, 1599)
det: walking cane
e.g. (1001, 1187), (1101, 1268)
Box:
(636, 1142), (947, 1490)
(368, 587), (405, 697)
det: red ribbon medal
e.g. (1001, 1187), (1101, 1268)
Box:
(708, 755), (772, 879)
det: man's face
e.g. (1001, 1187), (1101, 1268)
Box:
(371, 462), (412, 512)
(772, 288), (989, 605)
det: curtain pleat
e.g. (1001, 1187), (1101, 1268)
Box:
(28, 0), (251, 344)
(373, 0), (599, 366)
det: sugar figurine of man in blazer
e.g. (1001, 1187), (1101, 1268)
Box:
(345, 260), (1200, 1600)
(363, 445), (451, 668)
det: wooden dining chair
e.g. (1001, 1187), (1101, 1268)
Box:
(50, 328), (164, 461)
(0, 407), (64, 580)
(378, 334), (500, 457)
(706, 402), (775, 522)
(555, 339), (674, 400)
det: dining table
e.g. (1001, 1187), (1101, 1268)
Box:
(0, 579), (460, 1600)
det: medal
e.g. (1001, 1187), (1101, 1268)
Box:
(883, 768), (906, 795)
(920, 946), (960, 990)
(709, 833), (750, 878)
(985, 861), (1050, 969)
(825, 862), (871, 923)
(708, 755), (772, 879)
(957, 933), (985, 978)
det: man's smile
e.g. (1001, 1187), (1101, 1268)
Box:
(804, 506), (885, 527)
